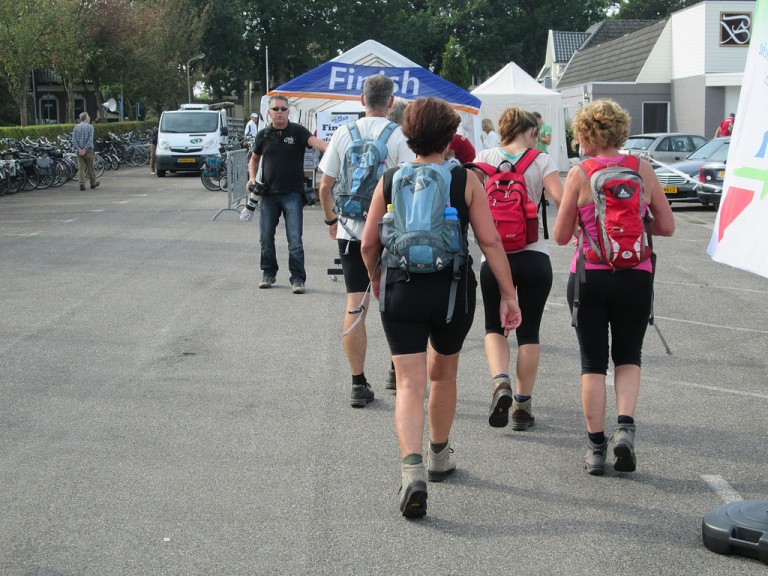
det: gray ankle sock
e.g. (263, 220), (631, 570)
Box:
(402, 454), (423, 465)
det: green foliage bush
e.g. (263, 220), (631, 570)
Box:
(0, 121), (157, 143)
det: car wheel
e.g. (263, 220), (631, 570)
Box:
(157, 170), (166, 177)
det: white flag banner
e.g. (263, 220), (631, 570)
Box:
(707, 0), (768, 278)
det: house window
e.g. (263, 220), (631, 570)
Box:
(74, 98), (86, 119)
(720, 13), (751, 47)
(40, 96), (58, 124)
(643, 102), (668, 133)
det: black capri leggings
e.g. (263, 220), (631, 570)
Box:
(481, 250), (553, 346)
(566, 269), (653, 375)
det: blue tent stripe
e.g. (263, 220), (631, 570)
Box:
(273, 62), (480, 111)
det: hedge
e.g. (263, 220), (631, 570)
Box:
(0, 120), (157, 143)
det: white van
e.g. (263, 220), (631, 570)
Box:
(155, 103), (230, 177)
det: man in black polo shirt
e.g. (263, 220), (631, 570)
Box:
(242, 95), (327, 294)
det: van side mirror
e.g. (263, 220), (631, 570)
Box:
(220, 126), (228, 136)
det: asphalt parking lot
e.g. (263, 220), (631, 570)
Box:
(1, 168), (766, 575)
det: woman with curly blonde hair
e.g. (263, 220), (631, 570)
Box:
(554, 99), (675, 476)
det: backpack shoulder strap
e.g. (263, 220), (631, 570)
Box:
(378, 121), (397, 145)
(347, 121), (361, 141)
(513, 148), (540, 173)
(620, 154), (640, 171)
(462, 161), (496, 177)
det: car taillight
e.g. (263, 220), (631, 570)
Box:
(699, 167), (706, 182)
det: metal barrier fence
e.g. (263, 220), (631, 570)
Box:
(212, 148), (249, 221)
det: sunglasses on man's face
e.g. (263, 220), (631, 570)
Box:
(270, 106), (288, 112)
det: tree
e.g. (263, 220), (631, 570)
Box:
(441, 37), (470, 89)
(0, 2), (51, 125)
(612, 0), (699, 20)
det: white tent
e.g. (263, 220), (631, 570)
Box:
(472, 62), (569, 172)
(260, 40), (482, 148)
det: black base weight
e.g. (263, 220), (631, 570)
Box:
(702, 499), (768, 564)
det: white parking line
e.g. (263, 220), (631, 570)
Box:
(701, 475), (743, 503)
(656, 279), (768, 295)
(654, 315), (768, 334)
(663, 378), (768, 400)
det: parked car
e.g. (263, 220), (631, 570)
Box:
(620, 133), (709, 164)
(697, 160), (726, 207)
(653, 137), (730, 205)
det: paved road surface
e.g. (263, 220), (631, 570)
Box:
(1, 168), (766, 575)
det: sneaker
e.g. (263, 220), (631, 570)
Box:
(258, 276), (276, 289)
(240, 208), (252, 222)
(291, 282), (305, 294)
(511, 397), (535, 431)
(488, 377), (513, 428)
(583, 439), (608, 476)
(350, 383), (374, 408)
(427, 443), (456, 482)
(613, 423), (637, 472)
(399, 463), (427, 518)
(79, 184), (85, 191)
(90, 182), (100, 189)
(385, 368), (396, 391)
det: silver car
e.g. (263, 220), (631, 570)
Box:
(620, 133), (709, 164)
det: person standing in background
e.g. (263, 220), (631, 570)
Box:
(149, 125), (158, 174)
(714, 113), (735, 137)
(533, 112), (552, 154)
(480, 118), (500, 150)
(71, 112), (99, 191)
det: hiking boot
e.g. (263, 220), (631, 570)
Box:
(488, 377), (513, 428)
(258, 276), (275, 289)
(427, 443), (456, 482)
(79, 184), (85, 191)
(385, 368), (396, 391)
(399, 463), (427, 518)
(350, 383), (374, 408)
(583, 438), (608, 476)
(240, 208), (252, 222)
(291, 282), (305, 294)
(90, 182), (100, 189)
(613, 423), (637, 472)
(511, 397), (535, 431)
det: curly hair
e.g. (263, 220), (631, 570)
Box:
(401, 97), (460, 157)
(571, 99), (630, 151)
(498, 108), (538, 146)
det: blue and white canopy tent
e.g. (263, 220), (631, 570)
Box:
(260, 40), (483, 149)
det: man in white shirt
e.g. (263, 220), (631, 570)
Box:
(244, 112), (260, 139)
(318, 75), (414, 407)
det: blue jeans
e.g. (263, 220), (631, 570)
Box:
(258, 192), (305, 284)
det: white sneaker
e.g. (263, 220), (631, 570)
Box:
(240, 208), (252, 222)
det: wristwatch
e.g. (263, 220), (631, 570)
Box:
(324, 217), (338, 225)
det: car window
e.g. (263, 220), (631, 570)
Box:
(691, 136), (708, 150)
(623, 137), (655, 150)
(671, 137), (689, 152)
(710, 142), (730, 162)
(688, 139), (726, 160)
(655, 137), (670, 152)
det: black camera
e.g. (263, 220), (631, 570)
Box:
(248, 182), (270, 196)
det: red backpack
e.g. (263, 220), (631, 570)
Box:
(578, 154), (651, 270)
(467, 149), (540, 252)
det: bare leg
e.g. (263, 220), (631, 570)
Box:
(515, 343), (541, 396)
(582, 373), (607, 433)
(427, 348), (460, 444)
(341, 292), (368, 375)
(393, 353), (428, 457)
(614, 364), (640, 417)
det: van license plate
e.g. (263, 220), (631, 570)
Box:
(663, 186), (678, 194)
(718, 170), (725, 179)
(178, 158), (196, 164)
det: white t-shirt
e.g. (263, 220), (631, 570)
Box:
(474, 147), (558, 255)
(481, 130), (500, 150)
(244, 119), (259, 138)
(318, 117), (414, 241)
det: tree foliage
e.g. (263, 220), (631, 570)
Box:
(0, 0), (622, 125)
(612, 0), (700, 20)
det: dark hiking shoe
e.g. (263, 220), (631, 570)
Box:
(488, 377), (513, 428)
(613, 424), (637, 472)
(511, 397), (535, 431)
(350, 383), (374, 408)
(583, 439), (607, 476)
(385, 368), (396, 391)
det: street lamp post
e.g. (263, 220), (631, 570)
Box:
(186, 53), (206, 103)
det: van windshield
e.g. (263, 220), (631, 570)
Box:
(160, 111), (218, 133)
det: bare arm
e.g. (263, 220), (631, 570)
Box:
(543, 170), (563, 207)
(466, 170), (522, 334)
(360, 178), (387, 299)
(638, 159), (675, 237)
(553, 165), (585, 245)
(248, 153), (261, 184)
(318, 173), (338, 239)
(308, 135), (328, 153)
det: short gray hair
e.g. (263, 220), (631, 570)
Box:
(387, 98), (408, 124)
(364, 74), (394, 110)
(269, 94), (289, 107)
(79, 112), (88, 122)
